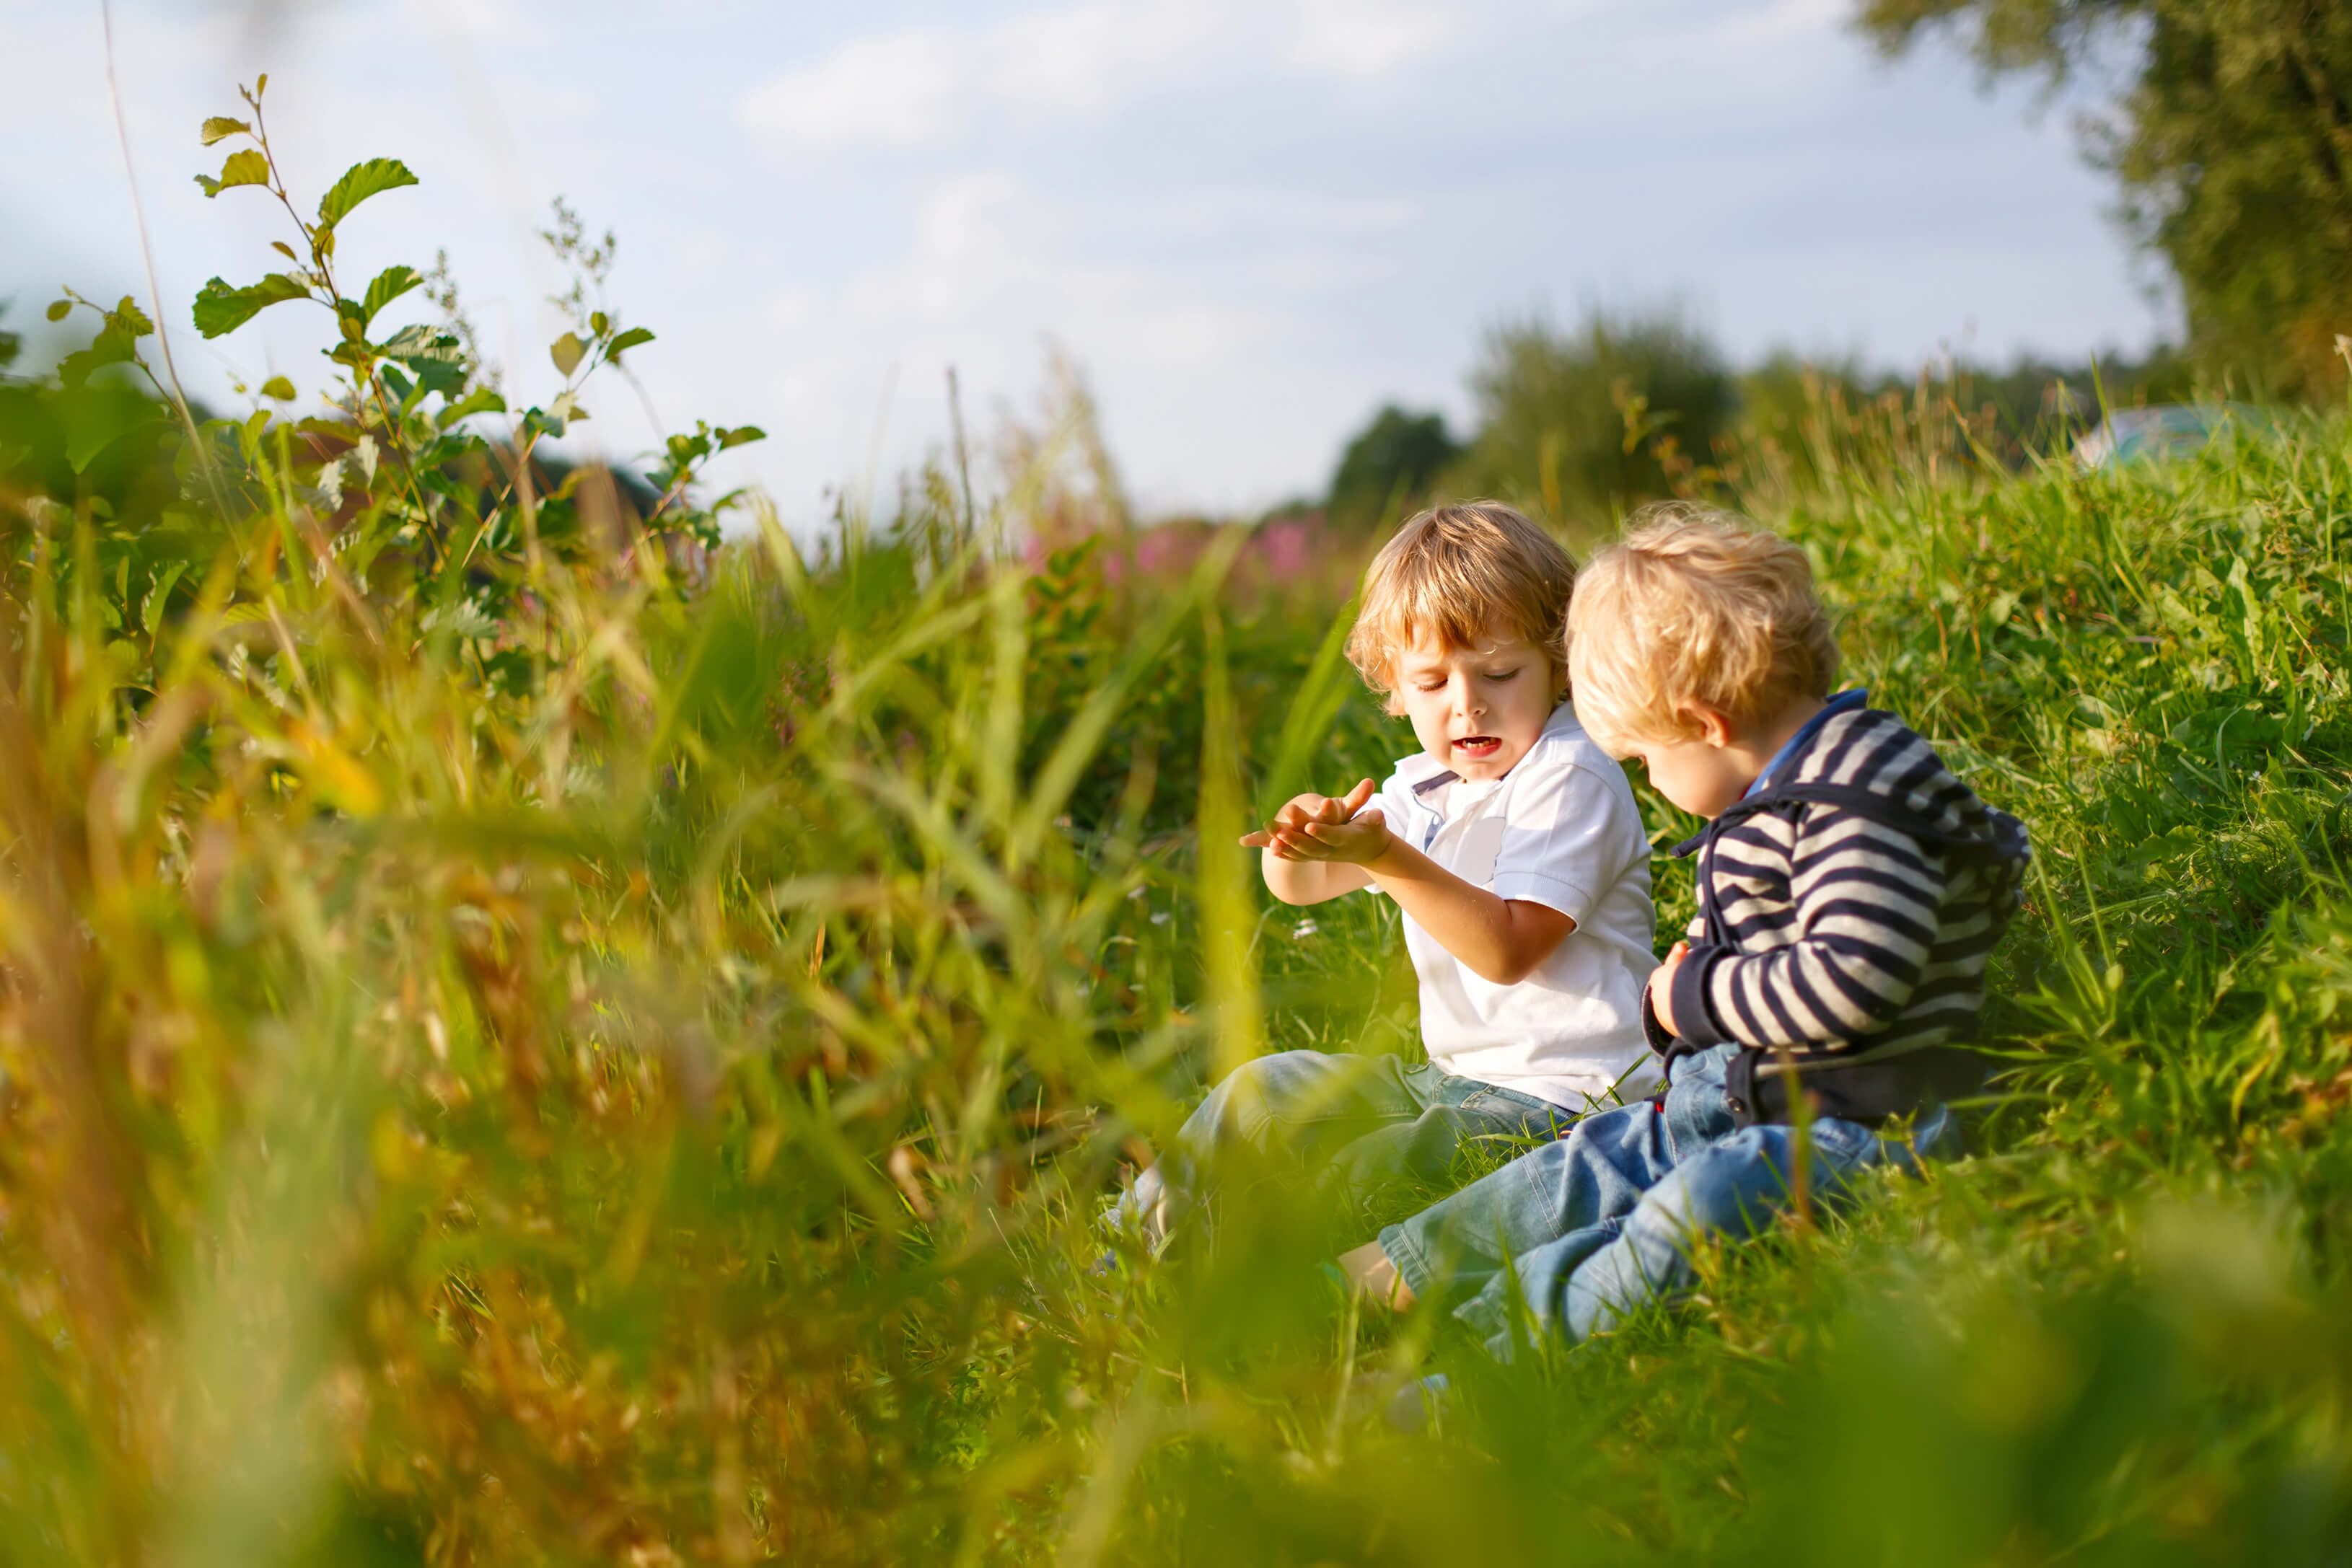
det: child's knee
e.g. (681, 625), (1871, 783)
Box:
(1205, 1051), (1353, 1145)
(1633, 1129), (1793, 1248)
(1204, 1056), (1288, 1142)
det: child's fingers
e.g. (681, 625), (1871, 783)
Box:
(1239, 830), (1273, 848)
(1340, 778), (1377, 816)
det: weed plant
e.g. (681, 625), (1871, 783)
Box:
(6, 92), (2352, 1567)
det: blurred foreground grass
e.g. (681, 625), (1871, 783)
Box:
(9, 99), (2352, 1567)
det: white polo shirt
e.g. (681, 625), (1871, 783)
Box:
(1364, 702), (1658, 1110)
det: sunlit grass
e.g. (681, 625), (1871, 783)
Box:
(8, 89), (2352, 1564)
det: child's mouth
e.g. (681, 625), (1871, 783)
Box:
(1452, 735), (1502, 759)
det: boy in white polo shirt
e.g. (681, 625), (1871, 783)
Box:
(1115, 501), (1656, 1240)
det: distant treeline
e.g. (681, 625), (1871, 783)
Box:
(1318, 309), (2198, 534)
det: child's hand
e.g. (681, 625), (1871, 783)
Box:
(1240, 778), (1389, 866)
(1647, 941), (1689, 1036)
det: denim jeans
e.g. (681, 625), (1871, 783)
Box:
(1376, 1043), (1959, 1357)
(1115, 1050), (1576, 1238)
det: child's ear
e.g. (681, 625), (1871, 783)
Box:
(1679, 702), (1735, 748)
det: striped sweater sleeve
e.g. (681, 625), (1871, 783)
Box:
(1667, 806), (1946, 1054)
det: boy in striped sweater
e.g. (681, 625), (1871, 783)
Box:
(1336, 507), (2030, 1356)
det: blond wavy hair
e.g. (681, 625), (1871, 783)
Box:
(1345, 501), (1579, 697)
(1566, 503), (1838, 752)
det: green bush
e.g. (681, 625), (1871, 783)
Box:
(1325, 406), (1462, 533)
(1444, 307), (1737, 530)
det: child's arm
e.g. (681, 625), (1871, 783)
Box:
(1256, 788), (1574, 985)
(1651, 811), (1941, 1049)
(1242, 782), (1379, 905)
(1358, 838), (1574, 986)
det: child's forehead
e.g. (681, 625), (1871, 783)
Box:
(1395, 617), (1542, 664)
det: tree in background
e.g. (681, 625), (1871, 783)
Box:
(1444, 308), (1736, 530)
(1325, 405), (1461, 530)
(1859, 0), (2352, 397)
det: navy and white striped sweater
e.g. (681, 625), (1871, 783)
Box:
(1658, 705), (2031, 1124)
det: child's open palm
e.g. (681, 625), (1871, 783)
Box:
(1240, 778), (1391, 866)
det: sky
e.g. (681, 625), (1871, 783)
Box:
(6, 0), (2167, 523)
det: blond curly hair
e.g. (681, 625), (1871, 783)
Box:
(1345, 501), (1578, 697)
(1566, 503), (1839, 753)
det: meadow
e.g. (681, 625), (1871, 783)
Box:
(6, 97), (2352, 1565)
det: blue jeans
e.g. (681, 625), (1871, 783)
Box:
(1377, 1043), (1959, 1356)
(1116, 1051), (1576, 1236)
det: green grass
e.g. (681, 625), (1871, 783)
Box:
(9, 100), (2352, 1563)
(11, 397), (2352, 1564)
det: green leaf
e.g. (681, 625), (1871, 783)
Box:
(199, 115), (251, 146)
(358, 264), (423, 327)
(58, 338), (132, 392)
(194, 148), (270, 198)
(109, 297), (154, 338)
(382, 323), (467, 397)
(192, 273), (311, 338)
(316, 158), (418, 229)
(381, 322), (458, 361)
(607, 326), (655, 358)
(260, 375), (297, 401)
(45, 299), (71, 322)
(237, 408), (272, 462)
(436, 387), (506, 428)
(550, 332), (586, 378)
(717, 425), (767, 450)
(142, 563), (189, 635)
(63, 383), (157, 472)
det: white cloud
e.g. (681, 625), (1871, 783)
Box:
(885, 169), (1029, 318)
(738, 0), (1460, 154)
(411, 0), (553, 47)
(992, 2), (1238, 113)
(1290, 0), (1456, 76)
(739, 28), (966, 150)
(738, 3), (1236, 153)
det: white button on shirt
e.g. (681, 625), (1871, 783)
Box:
(1364, 702), (1659, 1111)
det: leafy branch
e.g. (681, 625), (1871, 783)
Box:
(188, 77), (448, 563)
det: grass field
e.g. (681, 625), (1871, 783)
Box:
(9, 113), (2352, 1564)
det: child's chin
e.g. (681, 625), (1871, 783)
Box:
(1449, 744), (1518, 775)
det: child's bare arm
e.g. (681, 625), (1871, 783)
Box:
(1354, 837), (1574, 985)
(1241, 782), (1377, 905)
(1261, 790), (1574, 985)
(1255, 850), (1376, 906)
